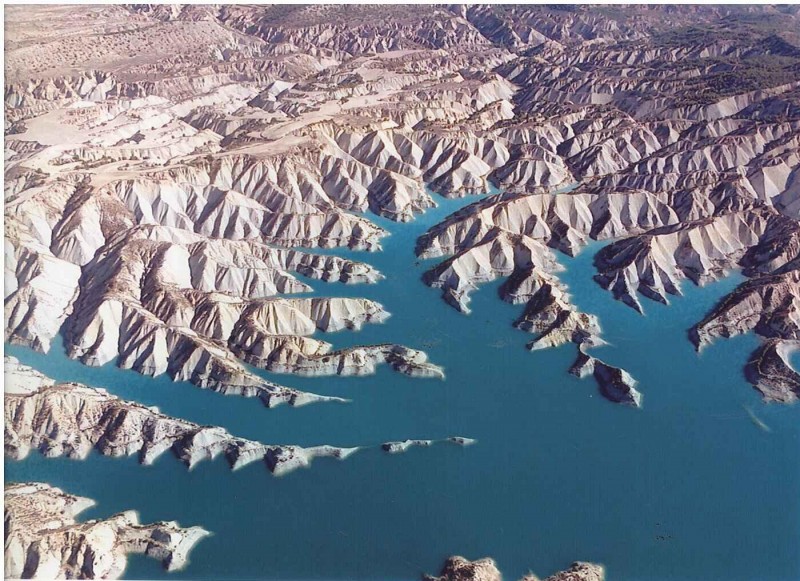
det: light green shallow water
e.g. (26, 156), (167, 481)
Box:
(6, 190), (800, 580)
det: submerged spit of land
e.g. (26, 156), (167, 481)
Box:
(4, 4), (800, 579)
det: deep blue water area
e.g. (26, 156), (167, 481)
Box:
(6, 189), (799, 581)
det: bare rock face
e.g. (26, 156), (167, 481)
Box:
(569, 350), (643, 407)
(5, 6), (800, 581)
(414, 183), (721, 360)
(422, 231), (561, 315)
(425, 556), (503, 581)
(4, 482), (209, 579)
(425, 557), (605, 581)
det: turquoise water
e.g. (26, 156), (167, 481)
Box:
(6, 190), (800, 581)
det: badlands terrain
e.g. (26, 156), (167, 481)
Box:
(4, 4), (800, 579)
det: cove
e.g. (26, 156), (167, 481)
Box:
(6, 188), (800, 581)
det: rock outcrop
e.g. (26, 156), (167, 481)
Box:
(4, 482), (209, 579)
(381, 437), (476, 454)
(7, 179), (443, 406)
(425, 556), (502, 581)
(424, 556), (605, 581)
(536, 562), (606, 581)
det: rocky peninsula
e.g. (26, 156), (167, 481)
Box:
(5, 357), (468, 476)
(4, 357), (357, 475)
(744, 339), (800, 403)
(5, 482), (208, 579)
